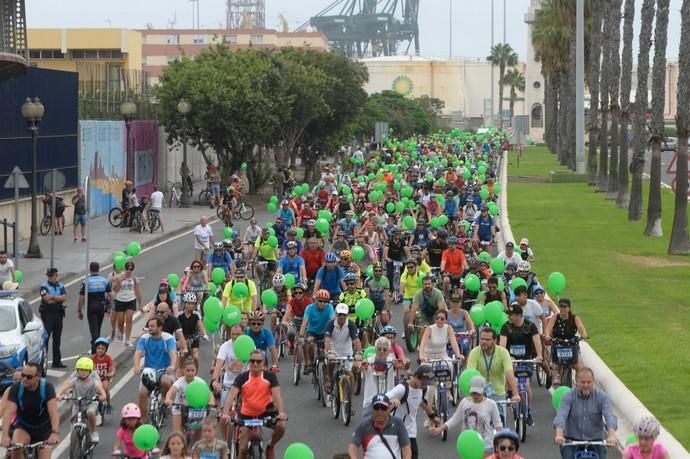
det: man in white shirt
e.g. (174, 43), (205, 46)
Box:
(193, 216), (214, 261)
(150, 185), (165, 232)
(211, 324), (247, 441)
(324, 303), (362, 397)
(497, 242), (522, 267)
(0, 251), (15, 285)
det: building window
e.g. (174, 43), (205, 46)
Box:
(531, 103), (543, 128)
(192, 35), (206, 44)
(533, 81), (541, 89)
(250, 34), (263, 44)
(224, 35), (237, 44)
(167, 56), (178, 64)
(84, 50), (98, 59)
(29, 50), (41, 59)
(167, 35), (179, 44)
(107, 64), (122, 93)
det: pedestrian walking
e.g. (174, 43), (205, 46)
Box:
(72, 187), (87, 242)
(78, 261), (112, 353)
(0, 250), (16, 285)
(39, 268), (67, 368)
(150, 185), (165, 232)
(194, 216), (214, 262)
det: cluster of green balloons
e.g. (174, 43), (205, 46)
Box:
(112, 240), (141, 270)
(203, 297), (224, 333)
(468, 301), (508, 334)
(267, 196), (279, 213)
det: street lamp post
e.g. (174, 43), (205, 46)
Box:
(22, 97), (45, 259)
(177, 98), (192, 207)
(120, 101), (137, 180)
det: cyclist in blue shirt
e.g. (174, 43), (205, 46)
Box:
(277, 241), (307, 283)
(410, 219), (431, 249)
(313, 253), (346, 300)
(271, 217), (287, 247)
(206, 242), (233, 279)
(298, 290), (335, 374)
(473, 204), (496, 244)
(280, 228), (303, 255)
(278, 200), (296, 227)
(133, 316), (177, 423)
(443, 191), (459, 221)
(337, 211), (358, 244)
(244, 311), (279, 371)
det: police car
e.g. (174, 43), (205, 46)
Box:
(0, 289), (47, 390)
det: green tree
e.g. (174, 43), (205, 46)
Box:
(586, 0), (605, 184)
(616, 0), (636, 208)
(414, 95), (446, 129)
(502, 69), (525, 127)
(606, 0), (623, 197)
(487, 43), (518, 129)
(353, 91), (433, 141)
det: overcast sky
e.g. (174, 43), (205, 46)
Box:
(27, 0), (682, 62)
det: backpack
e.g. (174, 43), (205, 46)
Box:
(18, 378), (47, 416)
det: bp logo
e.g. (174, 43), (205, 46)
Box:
(392, 75), (413, 96)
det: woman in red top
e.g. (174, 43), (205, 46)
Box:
(282, 282), (312, 354)
(299, 237), (325, 284)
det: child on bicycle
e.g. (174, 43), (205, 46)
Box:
(92, 337), (116, 413)
(165, 358), (216, 437)
(113, 403), (148, 458)
(56, 357), (107, 444)
(191, 416), (229, 459)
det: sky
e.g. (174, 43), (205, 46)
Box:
(26, 0), (682, 62)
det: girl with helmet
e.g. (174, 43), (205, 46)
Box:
(113, 403), (150, 458)
(92, 337), (115, 414)
(267, 273), (291, 332)
(487, 429), (523, 459)
(56, 357), (107, 445)
(177, 292), (209, 370)
(623, 416), (669, 459)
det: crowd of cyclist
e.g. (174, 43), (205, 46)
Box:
(0, 131), (671, 459)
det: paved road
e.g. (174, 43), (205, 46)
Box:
(39, 211), (620, 458)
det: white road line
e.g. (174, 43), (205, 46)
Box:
(28, 218), (219, 306)
(53, 368), (135, 458)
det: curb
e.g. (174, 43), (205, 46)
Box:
(497, 150), (690, 457)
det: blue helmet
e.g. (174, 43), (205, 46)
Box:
(381, 325), (397, 336)
(344, 272), (358, 282)
(493, 429), (520, 452)
(94, 337), (110, 350)
(325, 252), (338, 263)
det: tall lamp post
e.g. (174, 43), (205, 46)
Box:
(120, 101), (137, 180)
(22, 97), (44, 259)
(177, 98), (192, 207)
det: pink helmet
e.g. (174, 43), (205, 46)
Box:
(121, 403), (141, 419)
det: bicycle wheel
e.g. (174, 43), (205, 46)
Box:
(276, 325), (287, 360)
(512, 403), (521, 438)
(331, 375), (341, 419)
(108, 207), (123, 227)
(519, 398), (527, 442)
(312, 361), (321, 401)
(562, 364), (573, 388)
(353, 367), (362, 395)
(250, 443), (262, 459)
(536, 361), (545, 387)
(292, 346), (303, 386)
(149, 213), (160, 233)
(340, 377), (352, 426)
(39, 216), (51, 235)
(199, 189), (211, 204)
(69, 429), (83, 459)
(405, 326), (419, 353)
(239, 202), (254, 220)
(439, 389), (448, 441)
(318, 361), (328, 407)
(216, 205), (225, 220)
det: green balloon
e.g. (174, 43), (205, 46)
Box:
(295, 227), (304, 239)
(464, 274), (481, 293)
(113, 253), (127, 270)
(185, 379), (211, 409)
(351, 245), (365, 261)
(14, 270), (23, 283)
(438, 215), (449, 226)
(127, 241), (141, 257)
(484, 301), (504, 326)
(284, 273), (296, 289)
(269, 195), (279, 204)
(318, 210), (332, 223)
(203, 296), (223, 322)
(430, 217), (441, 229)
(488, 202), (499, 217)
(497, 278), (505, 291)
(223, 305), (242, 326)
(232, 282), (249, 298)
(241, 162), (247, 169)
(552, 386), (571, 411)
(233, 335), (256, 363)
(204, 315), (220, 333)
(493, 183), (502, 194)
(547, 272), (567, 295)
(261, 289), (278, 308)
(386, 202), (395, 213)
(212, 267), (226, 285)
(355, 298), (375, 321)
(133, 424), (159, 451)
(469, 305), (485, 326)
(284, 443), (315, 459)
(463, 170), (471, 180)
(267, 202), (277, 213)
(167, 273), (180, 289)
(511, 277), (527, 292)
(402, 186), (413, 198)
(363, 345), (376, 359)
(478, 251), (492, 263)
(458, 368), (481, 395)
(395, 201), (405, 213)
(224, 227), (234, 239)
(365, 264), (374, 277)
(267, 236), (278, 248)
(490, 257), (505, 274)
(479, 189), (490, 200)
(625, 434), (638, 446)
(402, 215), (416, 230)
(315, 218), (330, 234)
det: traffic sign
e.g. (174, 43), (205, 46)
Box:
(3, 166), (29, 189)
(665, 152), (690, 175)
(43, 170), (66, 192)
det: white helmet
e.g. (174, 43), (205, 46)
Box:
(272, 273), (285, 287)
(335, 303), (349, 315)
(517, 261), (531, 272)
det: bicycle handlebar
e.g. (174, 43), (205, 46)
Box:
(561, 441), (612, 447)
(5, 442), (50, 452)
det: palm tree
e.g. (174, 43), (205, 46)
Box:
(607, 0), (623, 198)
(668, 0), (690, 254)
(597, 0), (612, 192)
(503, 69), (525, 126)
(587, 0), (605, 184)
(487, 43), (518, 129)
(628, 0), (655, 221)
(616, 0), (635, 208)
(644, 0), (670, 237)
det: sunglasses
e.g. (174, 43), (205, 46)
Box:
(249, 359), (263, 364)
(345, 281), (355, 285)
(435, 316), (446, 321)
(192, 265), (201, 269)
(317, 300), (328, 303)
(293, 291), (304, 295)
(126, 268), (134, 271)
(376, 347), (389, 352)
(372, 405), (388, 411)
(250, 322), (263, 326)
(21, 373), (36, 380)
(374, 270), (383, 273)
(498, 445), (515, 452)
(336, 313), (347, 317)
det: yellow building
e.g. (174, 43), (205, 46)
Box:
(27, 28), (144, 93)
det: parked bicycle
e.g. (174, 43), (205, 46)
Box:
(167, 182), (183, 208)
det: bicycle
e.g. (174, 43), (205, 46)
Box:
(229, 415), (284, 459)
(329, 356), (356, 426)
(391, 261), (403, 304)
(128, 208), (145, 233)
(171, 404), (214, 446)
(147, 370), (169, 431)
(509, 357), (539, 442)
(4, 442), (49, 459)
(404, 314), (426, 353)
(108, 206), (124, 228)
(310, 339), (328, 407)
(270, 309), (288, 360)
(148, 209), (161, 233)
(426, 358), (455, 442)
(39, 204), (52, 236)
(167, 181), (182, 208)
(551, 336), (584, 388)
(255, 261), (270, 293)
(561, 440), (612, 459)
(63, 395), (100, 459)
(291, 328), (305, 386)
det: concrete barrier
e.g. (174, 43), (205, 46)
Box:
(496, 150), (689, 457)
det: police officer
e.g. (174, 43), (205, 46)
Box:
(78, 262), (112, 353)
(39, 268), (67, 368)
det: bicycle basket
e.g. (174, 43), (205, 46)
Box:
(554, 346), (577, 365)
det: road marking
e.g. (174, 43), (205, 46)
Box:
(45, 369), (66, 378)
(28, 218), (219, 306)
(53, 368), (135, 458)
